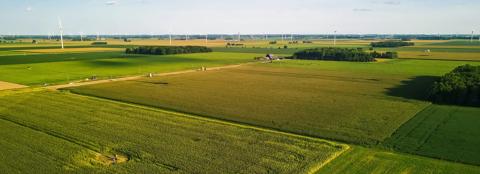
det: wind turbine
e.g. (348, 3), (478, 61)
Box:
(79, 32), (84, 42)
(169, 33), (172, 45)
(205, 33), (208, 45)
(471, 30), (475, 43)
(333, 30), (337, 46)
(58, 18), (64, 49)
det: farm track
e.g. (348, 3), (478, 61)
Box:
(45, 62), (257, 90)
(0, 81), (27, 91)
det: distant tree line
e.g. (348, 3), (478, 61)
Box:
(416, 36), (451, 40)
(71, 38), (95, 41)
(91, 41), (108, 45)
(291, 48), (398, 62)
(292, 48), (373, 62)
(430, 64), (480, 106)
(126, 46), (212, 55)
(226, 43), (244, 47)
(370, 41), (414, 47)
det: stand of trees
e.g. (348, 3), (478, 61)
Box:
(292, 48), (376, 62)
(370, 41), (414, 47)
(126, 46), (212, 55)
(430, 64), (480, 106)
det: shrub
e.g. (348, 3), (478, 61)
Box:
(430, 64), (480, 106)
(371, 51), (398, 59)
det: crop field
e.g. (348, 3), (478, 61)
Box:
(1, 37), (480, 173)
(0, 91), (347, 173)
(384, 105), (480, 165)
(0, 51), (258, 85)
(317, 147), (480, 174)
(69, 59), (453, 145)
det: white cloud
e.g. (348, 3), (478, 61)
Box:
(105, 1), (117, 6)
(25, 6), (32, 12)
(384, 1), (400, 5)
(353, 8), (373, 12)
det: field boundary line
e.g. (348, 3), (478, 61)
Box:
(305, 145), (351, 174)
(383, 102), (432, 145)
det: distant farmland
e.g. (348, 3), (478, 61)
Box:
(0, 52), (258, 85)
(0, 91), (346, 173)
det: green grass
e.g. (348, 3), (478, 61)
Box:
(384, 104), (480, 166)
(317, 146), (480, 174)
(69, 59), (448, 145)
(0, 52), (258, 85)
(0, 91), (346, 173)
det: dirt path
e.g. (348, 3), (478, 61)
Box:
(0, 81), (28, 91)
(46, 63), (251, 90)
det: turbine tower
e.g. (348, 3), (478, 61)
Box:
(471, 30), (475, 43)
(58, 18), (64, 49)
(205, 33), (208, 45)
(169, 33), (172, 46)
(333, 30), (337, 46)
(79, 32), (84, 42)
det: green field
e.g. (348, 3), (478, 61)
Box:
(384, 105), (480, 165)
(0, 91), (346, 173)
(0, 52), (258, 85)
(317, 147), (480, 174)
(70, 59), (468, 145)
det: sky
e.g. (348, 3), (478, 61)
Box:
(1, 0), (479, 35)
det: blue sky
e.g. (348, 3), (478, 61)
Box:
(1, 0), (479, 35)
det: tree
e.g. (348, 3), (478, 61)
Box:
(430, 64), (480, 106)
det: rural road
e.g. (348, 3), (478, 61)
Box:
(0, 81), (28, 91)
(45, 63), (252, 90)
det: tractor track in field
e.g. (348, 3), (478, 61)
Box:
(45, 62), (255, 90)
